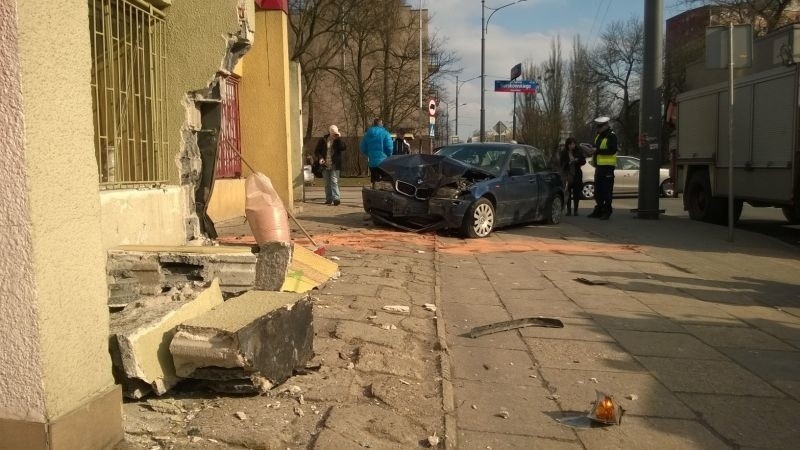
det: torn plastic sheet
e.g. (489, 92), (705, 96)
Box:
(463, 317), (564, 338)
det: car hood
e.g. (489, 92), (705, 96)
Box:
(376, 154), (495, 189)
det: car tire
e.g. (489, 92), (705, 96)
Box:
(545, 195), (563, 225)
(581, 182), (595, 200)
(660, 179), (675, 197)
(462, 198), (495, 238)
(686, 171), (727, 224)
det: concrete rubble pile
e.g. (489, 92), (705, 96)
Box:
(107, 242), (337, 399)
(170, 290), (314, 394)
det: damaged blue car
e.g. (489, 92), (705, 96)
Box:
(362, 143), (564, 238)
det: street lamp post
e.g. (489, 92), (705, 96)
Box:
(455, 75), (479, 141)
(480, 0), (527, 142)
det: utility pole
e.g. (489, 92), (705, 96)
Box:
(480, 0), (486, 142)
(636, 0), (663, 219)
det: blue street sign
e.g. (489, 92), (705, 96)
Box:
(494, 80), (539, 94)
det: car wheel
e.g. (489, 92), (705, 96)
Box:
(462, 198), (495, 238)
(686, 171), (727, 223)
(546, 195), (563, 225)
(581, 182), (595, 200)
(660, 179), (675, 197)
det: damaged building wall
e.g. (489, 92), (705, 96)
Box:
(1, 1), (121, 446)
(98, 0), (254, 248)
(171, 0), (254, 240)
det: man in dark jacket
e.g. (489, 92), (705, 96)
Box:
(314, 124), (346, 205)
(589, 116), (618, 220)
(360, 118), (394, 188)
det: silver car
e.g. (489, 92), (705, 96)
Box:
(580, 155), (674, 199)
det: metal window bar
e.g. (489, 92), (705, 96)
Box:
(216, 75), (243, 179)
(89, 0), (168, 188)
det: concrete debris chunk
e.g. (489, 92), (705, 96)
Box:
(235, 411), (248, 421)
(497, 410), (510, 419)
(382, 305), (410, 315)
(109, 279), (224, 398)
(427, 433), (440, 447)
(254, 241), (293, 291)
(294, 406), (305, 417)
(169, 291), (313, 390)
(626, 394), (639, 401)
(423, 303), (437, 312)
(145, 399), (185, 415)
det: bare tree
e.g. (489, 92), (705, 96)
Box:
(676, 0), (799, 35)
(517, 37), (567, 157)
(589, 17), (644, 154)
(289, 1), (356, 143)
(567, 35), (594, 143)
(334, 1), (458, 134)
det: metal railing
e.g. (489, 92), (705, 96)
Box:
(89, 0), (169, 188)
(216, 75), (243, 179)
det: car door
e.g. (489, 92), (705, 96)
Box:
(615, 156), (640, 194)
(499, 148), (537, 223)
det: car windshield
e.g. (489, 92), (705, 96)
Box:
(436, 145), (508, 175)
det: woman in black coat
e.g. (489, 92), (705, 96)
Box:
(559, 137), (586, 216)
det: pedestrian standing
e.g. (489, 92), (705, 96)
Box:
(360, 118), (394, 188)
(588, 116), (618, 220)
(559, 137), (586, 216)
(314, 124), (346, 206)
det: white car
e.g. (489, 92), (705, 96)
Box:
(303, 165), (315, 184)
(580, 155), (674, 199)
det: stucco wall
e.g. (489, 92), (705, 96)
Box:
(100, 187), (188, 248)
(13, 0), (114, 420)
(290, 62), (305, 206)
(208, 179), (246, 222)
(0, 0), (46, 423)
(240, 10), (295, 210)
(165, 0), (240, 184)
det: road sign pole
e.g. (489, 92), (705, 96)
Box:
(728, 21), (735, 242)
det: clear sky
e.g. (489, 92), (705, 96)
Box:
(423, 0), (689, 139)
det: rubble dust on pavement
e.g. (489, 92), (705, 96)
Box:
(118, 200), (447, 449)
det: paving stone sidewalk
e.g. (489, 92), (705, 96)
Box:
(439, 197), (800, 449)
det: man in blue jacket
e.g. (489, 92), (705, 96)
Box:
(360, 118), (394, 188)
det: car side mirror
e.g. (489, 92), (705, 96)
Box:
(508, 167), (527, 177)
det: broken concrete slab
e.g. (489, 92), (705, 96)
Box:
(254, 241), (293, 291)
(108, 244), (338, 307)
(108, 246), (256, 305)
(109, 279), (224, 398)
(170, 290), (313, 389)
(334, 321), (412, 351)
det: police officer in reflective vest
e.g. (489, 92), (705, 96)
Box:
(589, 116), (617, 220)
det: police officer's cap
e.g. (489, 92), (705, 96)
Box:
(594, 116), (610, 124)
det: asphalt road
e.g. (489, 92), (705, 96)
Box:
(613, 196), (800, 249)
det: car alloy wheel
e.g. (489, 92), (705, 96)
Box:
(660, 179), (675, 197)
(582, 182), (595, 200)
(462, 198), (495, 238)
(547, 196), (563, 224)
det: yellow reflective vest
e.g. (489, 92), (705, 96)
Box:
(594, 132), (617, 167)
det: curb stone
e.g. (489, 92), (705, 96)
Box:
(433, 235), (458, 449)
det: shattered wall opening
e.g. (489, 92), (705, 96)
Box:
(177, 1), (255, 241)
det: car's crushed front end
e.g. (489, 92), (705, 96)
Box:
(362, 154), (494, 232)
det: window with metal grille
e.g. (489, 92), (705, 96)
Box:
(89, 0), (168, 188)
(216, 75), (243, 179)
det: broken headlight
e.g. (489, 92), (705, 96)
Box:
(433, 187), (462, 199)
(434, 179), (471, 199)
(374, 180), (394, 192)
